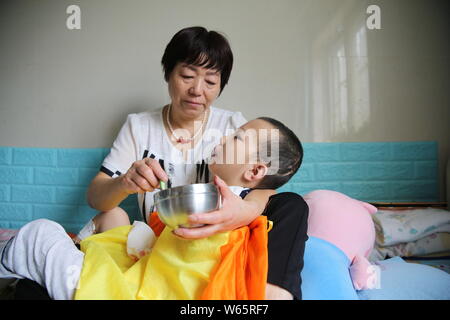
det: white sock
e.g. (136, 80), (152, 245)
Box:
(127, 221), (156, 260)
(76, 219), (96, 241)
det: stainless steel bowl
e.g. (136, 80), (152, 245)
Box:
(153, 183), (220, 229)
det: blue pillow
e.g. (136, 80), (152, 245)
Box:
(357, 257), (450, 300)
(301, 236), (358, 300)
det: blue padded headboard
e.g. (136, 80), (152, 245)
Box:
(278, 141), (439, 202)
(0, 141), (439, 233)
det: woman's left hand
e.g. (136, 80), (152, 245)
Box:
(172, 176), (262, 239)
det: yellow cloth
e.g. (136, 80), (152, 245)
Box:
(74, 225), (229, 300)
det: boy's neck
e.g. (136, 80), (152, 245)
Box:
(221, 176), (257, 189)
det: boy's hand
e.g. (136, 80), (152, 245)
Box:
(172, 176), (260, 239)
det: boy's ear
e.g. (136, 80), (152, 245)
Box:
(244, 164), (268, 182)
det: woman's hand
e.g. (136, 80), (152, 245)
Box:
(119, 158), (168, 195)
(173, 176), (267, 239)
(87, 158), (168, 213)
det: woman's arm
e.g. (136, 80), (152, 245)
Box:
(244, 188), (276, 218)
(173, 176), (275, 239)
(86, 172), (129, 212)
(87, 158), (168, 212)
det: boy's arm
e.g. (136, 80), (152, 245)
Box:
(173, 176), (275, 239)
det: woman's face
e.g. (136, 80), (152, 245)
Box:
(168, 62), (221, 119)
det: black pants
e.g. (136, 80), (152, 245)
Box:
(14, 192), (309, 300)
(262, 192), (309, 300)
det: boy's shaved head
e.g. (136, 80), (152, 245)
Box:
(255, 117), (303, 189)
(208, 117), (303, 190)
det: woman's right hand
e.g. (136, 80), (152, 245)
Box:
(119, 158), (168, 194)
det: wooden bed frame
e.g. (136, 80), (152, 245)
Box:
(370, 202), (448, 210)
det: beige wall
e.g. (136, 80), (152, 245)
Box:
(0, 0), (448, 199)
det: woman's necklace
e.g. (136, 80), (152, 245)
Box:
(166, 104), (207, 144)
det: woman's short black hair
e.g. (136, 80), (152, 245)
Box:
(161, 26), (233, 94)
(255, 117), (303, 190)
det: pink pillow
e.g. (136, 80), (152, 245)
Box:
(350, 254), (380, 290)
(304, 190), (377, 262)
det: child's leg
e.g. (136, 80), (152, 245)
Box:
(74, 207), (130, 243)
(0, 219), (84, 300)
(94, 207), (130, 233)
(263, 192), (309, 300)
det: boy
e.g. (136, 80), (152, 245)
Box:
(0, 117), (308, 300)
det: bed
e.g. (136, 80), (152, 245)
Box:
(1, 200), (449, 300)
(370, 202), (450, 274)
(0, 142), (448, 299)
(360, 201), (450, 300)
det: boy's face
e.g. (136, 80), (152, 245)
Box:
(209, 119), (275, 186)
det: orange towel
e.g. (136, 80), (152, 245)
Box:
(148, 212), (269, 299)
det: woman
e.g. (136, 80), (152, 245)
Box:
(79, 26), (307, 299)
(82, 27), (271, 239)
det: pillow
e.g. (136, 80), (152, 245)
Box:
(357, 257), (450, 300)
(373, 208), (450, 246)
(350, 254), (379, 290)
(370, 232), (450, 261)
(304, 190), (376, 261)
(301, 236), (358, 300)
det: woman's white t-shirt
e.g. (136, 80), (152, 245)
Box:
(101, 106), (247, 222)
